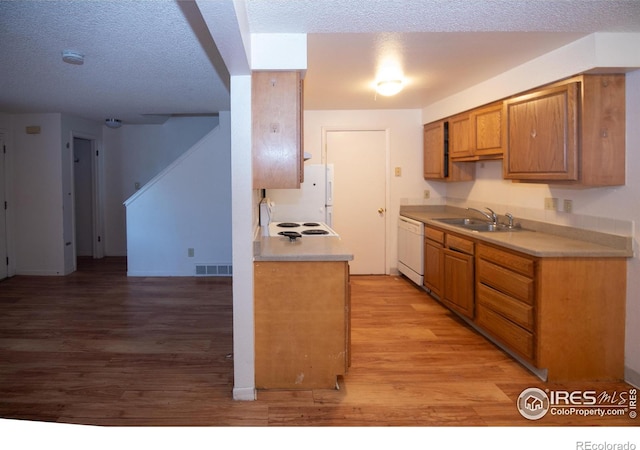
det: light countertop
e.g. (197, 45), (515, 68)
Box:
(400, 205), (633, 258)
(254, 235), (354, 262)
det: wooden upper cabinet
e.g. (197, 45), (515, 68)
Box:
(471, 102), (503, 159)
(449, 113), (472, 159)
(252, 71), (304, 189)
(503, 74), (625, 186)
(450, 102), (503, 161)
(503, 82), (579, 181)
(423, 120), (475, 182)
(423, 120), (446, 179)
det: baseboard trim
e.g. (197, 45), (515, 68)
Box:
(625, 366), (640, 388)
(232, 386), (256, 401)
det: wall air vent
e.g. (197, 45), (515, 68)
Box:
(195, 264), (233, 276)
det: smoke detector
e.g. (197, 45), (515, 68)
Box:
(61, 50), (84, 65)
(105, 119), (122, 129)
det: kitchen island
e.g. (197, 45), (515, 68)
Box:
(400, 205), (632, 382)
(253, 233), (353, 389)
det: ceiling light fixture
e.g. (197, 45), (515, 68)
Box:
(61, 50), (84, 65)
(375, 79), (404, 96)
(105, 118), (122, 129)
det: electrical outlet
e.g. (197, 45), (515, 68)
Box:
(544, 197), (558, 210)
(394, 167), (402, 177)
(188, 248), (195, 257)
(424, 190), (430, 199)
(563, 199), (573, 213)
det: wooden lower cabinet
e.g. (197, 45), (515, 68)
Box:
(476, 243), (626, 381)
(254, 260), (350, 389)
(423, 227), (444, 297)
(424, 227), (475, 319)
(442, 241), (474, 319)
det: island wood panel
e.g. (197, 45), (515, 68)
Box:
(254, 261), (348, 389)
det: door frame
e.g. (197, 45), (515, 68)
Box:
(70, 132), (104, 265)
(0, 131), (8, 279)
(320, 126), (391, 274)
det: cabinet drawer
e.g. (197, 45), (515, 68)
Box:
(477, 244), (534, 277)
(477, 259), (534, 304)
(477, 283), (534, 331)
(425, 227), (445, 244)
(446, 234), (474, 255)
(476, 304), (534, 362)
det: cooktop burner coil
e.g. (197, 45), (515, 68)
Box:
(276, 222), (301, 228)
(301, 229), (329, 235)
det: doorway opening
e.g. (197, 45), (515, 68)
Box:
(72, 136), (104, 270)
(0, 132), (7, 280)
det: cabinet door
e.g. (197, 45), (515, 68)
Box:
(449, 113), (472, 159)
(442, 248), (474, 318)
(252, 71), (303, 189)
(424, 238), (444, 297)
(472, 102), (503, 158)
(503, 82), (579, 181)
(423, 121), (475, 182)
(423, 121), (446, 179)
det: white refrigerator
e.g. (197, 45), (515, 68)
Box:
(266, 164), (334, 226)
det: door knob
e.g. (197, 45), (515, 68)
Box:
(377, 208), (385, 214)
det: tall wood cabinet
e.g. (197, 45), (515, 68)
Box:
(503, 74), (625, 186)
(252, 71), (304, 189)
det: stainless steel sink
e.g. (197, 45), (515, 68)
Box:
(434, 217), (523, 233)
(434, 217), (487, 226)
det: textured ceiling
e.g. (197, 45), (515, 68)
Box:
(0, 0), (230, 124)
(1, 0), (640, 123)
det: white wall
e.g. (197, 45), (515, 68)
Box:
(304, 109), (443, 273)
(10, 113), (66, 275)
(103, 116), (218, 255)
(124, 112), (231, 276)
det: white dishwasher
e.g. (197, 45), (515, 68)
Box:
(397, 215), (424, 286)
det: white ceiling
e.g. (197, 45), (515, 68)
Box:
(1, 0), (640, 124)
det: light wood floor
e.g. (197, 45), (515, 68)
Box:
(0, 257), (636, 426)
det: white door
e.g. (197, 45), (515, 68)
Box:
(0, 133), (7, 280)
(326, 130), (386, 275)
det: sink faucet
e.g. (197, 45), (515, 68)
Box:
(467, 207), (498, 224)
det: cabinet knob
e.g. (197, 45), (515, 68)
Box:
(530, 129), (537, 138)
(377, 208), (385, 214)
